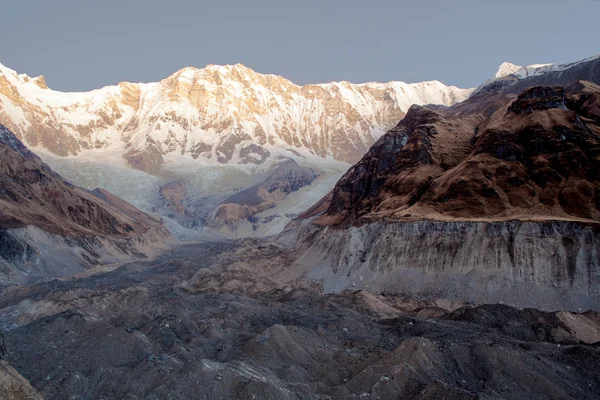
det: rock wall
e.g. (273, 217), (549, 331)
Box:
(281, 219), (600, 311)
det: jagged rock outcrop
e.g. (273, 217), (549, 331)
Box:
(0, 62), (471, 171)
(159, 181), (187, 216)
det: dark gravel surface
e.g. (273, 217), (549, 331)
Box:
(0, 240), (599, 399)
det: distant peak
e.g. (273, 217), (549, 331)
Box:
(205, 63), (249, 70)
(170, 63), (255, 82)
(170, 66), (200, 78)
(495, 62), (525, 78)
(203, 63), (253, 76)
(178, 66), (200, 72)
(33, 75), (48, 89)
(0, 62), (49, 89)
(494, 61), (557, 79)
(0, 62), (18, 76)
(491, 58), (600, 80)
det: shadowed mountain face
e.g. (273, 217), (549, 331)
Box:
(285, 79), (600, 312)
(0, 125), (170, 285)
(311, 81), (600, 226)
(0, 124), (161, 237)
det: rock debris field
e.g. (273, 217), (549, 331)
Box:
(1, 239), (599, 399)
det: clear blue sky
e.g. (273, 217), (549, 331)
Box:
(2, 0), (599, 91)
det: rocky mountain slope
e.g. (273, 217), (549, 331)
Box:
(0, 240), (599, 399)
(0, 332), (41, 400)
(0, 125), (160, 236)
(0, 124), (170, 285)
(284, 69), (600, 310)
(313, 82), (600, 225)
(475, 54), (600, 97)
(211, 159), (317, 231)
(0, 62), (471, 171)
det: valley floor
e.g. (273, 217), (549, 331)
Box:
(0, 240), (599, 399)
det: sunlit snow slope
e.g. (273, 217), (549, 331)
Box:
(0, 62), (472, 171)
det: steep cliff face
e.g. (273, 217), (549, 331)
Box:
(282, 219), (599, 311)
(0, 125), (170, 284)
(286, 79), (600, 310)
(0, 62), (471, 171)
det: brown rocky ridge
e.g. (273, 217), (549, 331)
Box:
(0, 124), (161, 237)
(0, 124), (170, 284)
(285, 79), (600, 311)
(309, 81), (600, 226)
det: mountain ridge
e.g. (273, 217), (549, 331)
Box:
(0, 61), (472, 171)
(307, 81), (600, 227)
(495, 55), (600, 79)
(0, 124), (171, 284)
(282, 71), (600, 310)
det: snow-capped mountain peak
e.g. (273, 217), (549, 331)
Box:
(495, 61), (555, 79)
(495, 62), (523, 78)
(0, 61), (473, 172)
(494, 54), (600, 79)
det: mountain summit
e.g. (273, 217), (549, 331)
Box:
(494, 55), (600, 79)
(0, 62), (472, 171)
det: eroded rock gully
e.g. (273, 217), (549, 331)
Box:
(283, 219), (600, 311)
